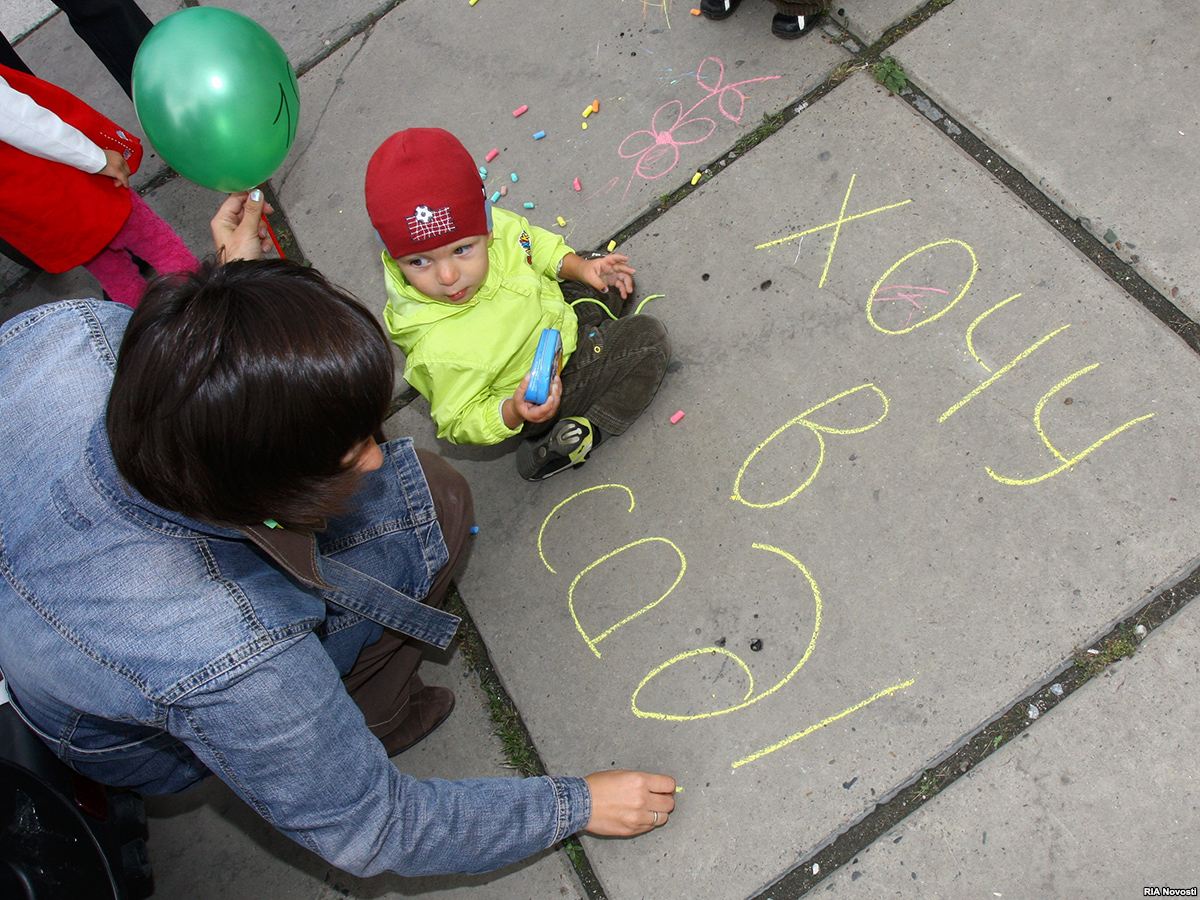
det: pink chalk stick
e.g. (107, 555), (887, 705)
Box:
(512, 104), (529, 117)
(485, 148), (499, 162)
(670, 410), (685, 424)
(572, 177), (582, 192)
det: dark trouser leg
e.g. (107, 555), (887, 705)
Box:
(771, 0), (827, 14)
(54, 0), (152, 98)
(557, 314), (671, 437)
(0, 33), (34, 76)
(341, 451), (473, 748)
(560, 278), (627, 326)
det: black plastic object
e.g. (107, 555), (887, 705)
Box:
(0, 701), (153, 899)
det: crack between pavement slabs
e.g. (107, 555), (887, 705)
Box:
(445, 586), (609, 900)
(752, 556), (1200, 898)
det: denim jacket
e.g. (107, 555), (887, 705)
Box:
(0, 300), (590, 877)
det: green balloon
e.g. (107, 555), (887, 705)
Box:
(132, 8), (299, 192)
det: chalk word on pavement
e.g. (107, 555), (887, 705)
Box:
(537, 484), (915, 769)
(756, 174), (1155, 486)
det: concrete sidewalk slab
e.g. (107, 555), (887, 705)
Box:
(384, 71), (1200, 898)
(825, 594), (1200, 898)
(145, 649), (585, 900)
(892, 0), (1200, 321)
(830, 0), (923, 46)
(210, 0), (392, 74)
(0, 0), (54, 40)
(278, 0), (847, 305)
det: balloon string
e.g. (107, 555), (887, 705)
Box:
(263, 213), (285, 259)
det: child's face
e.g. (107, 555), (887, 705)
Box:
(396, 234), (490, 304)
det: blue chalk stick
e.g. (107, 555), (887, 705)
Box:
(479, 166), (487, 178)
(469, 525), (480, 535)
(510, 172), (519, 182)
(532, 130), (546, 140)
(490, 191), (501, 203)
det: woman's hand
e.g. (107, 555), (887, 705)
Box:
(583, 770), (677, 835)
(211, 189), (276, 262)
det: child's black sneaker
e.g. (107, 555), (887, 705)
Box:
(700, 0), (743, 19)
(771, 12), (821, 38)
(517, 416), (595, 481)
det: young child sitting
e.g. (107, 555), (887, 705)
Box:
(365, 128), (670, 480)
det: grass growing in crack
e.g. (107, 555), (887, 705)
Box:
(732, 110), (786, 155)
(872, 57), (908, 93)
(1073, 628), (1138, 677)
(446, 588), (544, 777)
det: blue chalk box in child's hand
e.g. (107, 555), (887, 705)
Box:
(525, 328), (562, 405)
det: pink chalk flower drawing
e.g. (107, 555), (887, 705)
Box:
(618, 57), (780, 191)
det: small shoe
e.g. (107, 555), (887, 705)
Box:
(771, 12), (821, 38)
(378, 684), (456, 756)
(700, 0), (743, 20)
(517, 416), (594, 481)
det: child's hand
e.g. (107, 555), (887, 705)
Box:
(581, 254), (636, 300)
(505, 372), (561, 427)
(98, 149), (131, 188)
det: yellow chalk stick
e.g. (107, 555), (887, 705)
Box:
(675, 786), (684, 793)
(690, 171), (702, 185)
(607, 240), (617, 251)
(581, 122), (588, 130)
(582, 106), (593, 118)
(556, 216), (566, 227)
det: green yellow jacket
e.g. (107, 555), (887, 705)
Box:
(382, 206), (579, 445)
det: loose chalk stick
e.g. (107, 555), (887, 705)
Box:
(512, 104), (528, 117)
(523, 201), (535, 209)
(691, 7), (700, 13)
(582, 105), (593, 118)
(592, 99), (600, 113)
(469, 525), (480, 534)
(479, 166), (488, 178)
(556, 216), (566, 227)
(532, 130), (546, 140)
(607, 240), (617, 251)
(690, 171), (702, 185)
(485, 148), (499, 162)
(670, 410), (685, 424)
(581, 122), (588, 130)
(675, 786), (684, 793)
(572, 177), (581, 192)
(510, 172), (518, 182)
(469, 0), (479, 6)
(500, 185), (507, 196)
(490, 191), (501, 203)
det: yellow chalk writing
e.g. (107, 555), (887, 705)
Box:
(985, 363), (1155, 486)
(631, 544), (820, 720)
(867, 239), (978, 335)
(538, 484), (636, 574)
(964, 292), (1023, 372)
(731, 678), (916, 769)
(755, 181), (912, 253)
(732, 383), (889, 509)
(570, 537), (686, 658)
(937, 325), (1071, 423)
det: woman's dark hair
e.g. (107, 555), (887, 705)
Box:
(106, 259), (394, 527)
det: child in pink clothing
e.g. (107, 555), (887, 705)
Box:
(0, 64), (198, 307)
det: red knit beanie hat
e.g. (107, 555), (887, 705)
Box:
(364, 128), (488, 259)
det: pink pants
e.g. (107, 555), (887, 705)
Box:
(82, 192), (199, 308)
